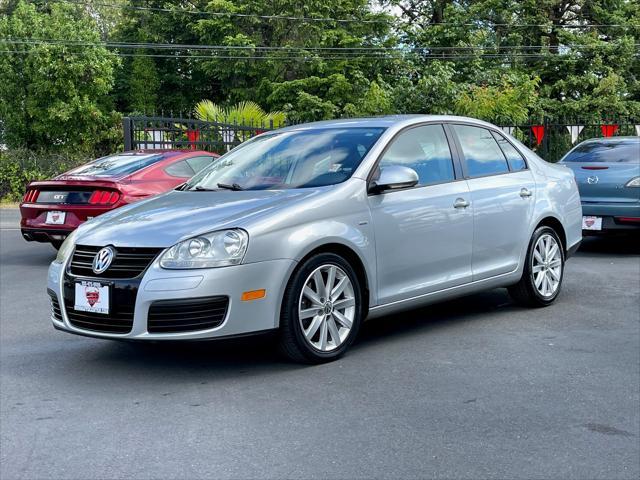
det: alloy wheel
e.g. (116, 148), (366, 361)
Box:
(532, 233), (562, 297)
(298, 264), (356, 352)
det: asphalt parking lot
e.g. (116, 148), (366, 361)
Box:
(1, 208), (639, 480)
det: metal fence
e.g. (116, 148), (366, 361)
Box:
(122, 116), (281, 154)
(498, 117), (639, 162)
(123, 115), (639, 162)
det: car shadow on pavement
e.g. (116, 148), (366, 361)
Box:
(356, 289), (516, 350)
(67, 288), (517, 380)
(577, 233), (640, 257)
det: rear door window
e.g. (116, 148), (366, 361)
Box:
(452, 125), (510, 178)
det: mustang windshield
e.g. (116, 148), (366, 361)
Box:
(187, 127), (385, 190)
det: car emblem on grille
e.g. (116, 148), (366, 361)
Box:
(92, 246), (116, 274)
(587, 175), (599, 184)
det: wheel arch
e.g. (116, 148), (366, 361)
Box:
(535, 215), (567, 254)
(293, 242), (371, 319)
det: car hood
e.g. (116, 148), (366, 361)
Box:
(74, 188), (325, 247)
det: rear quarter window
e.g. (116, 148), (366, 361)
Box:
(165, 160), (196, 178)
(186, 156), (216, 173)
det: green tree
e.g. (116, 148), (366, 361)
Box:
(127, 56), (160, 114)
(0, 1), (121, 151)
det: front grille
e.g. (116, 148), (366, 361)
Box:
(62, 275), (139, 334)
(69, 245), (162, 279)
(147, 296), (228, 333)
(48, 289), (62, 322)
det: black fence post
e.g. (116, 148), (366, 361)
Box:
(123, 117), (133, 151)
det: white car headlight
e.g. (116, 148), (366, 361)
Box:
(159, 229), (249, 269)
(625, 176), (640, 187)
(54, 229), (78, 264)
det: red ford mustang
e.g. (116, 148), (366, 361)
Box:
(20, 150), (219, 248)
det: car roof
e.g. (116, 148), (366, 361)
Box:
(577, 137), (639, 145)
(130, 149), (217, 157)
(275, 115), (499, 132)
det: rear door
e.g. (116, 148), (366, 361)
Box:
(450, 124), (536, 281)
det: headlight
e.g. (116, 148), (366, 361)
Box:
(625, 177), (640, 187)
(54, 229), (78, 264)
(159, 229), (249, 269)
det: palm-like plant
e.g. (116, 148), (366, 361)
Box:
(194, 100), (286, 128)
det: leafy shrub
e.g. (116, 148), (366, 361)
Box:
(0, 149), (92, 201)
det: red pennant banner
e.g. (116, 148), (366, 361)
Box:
(531, 125), (545, 146)
(600, 125), (619, 137)
(186, 129), (200, 150)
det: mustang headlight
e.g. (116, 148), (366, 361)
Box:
(54, 229), (78, 264)
(159, 229), (249, 269)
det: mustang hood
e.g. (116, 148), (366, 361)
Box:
(74, 189), (324, 247)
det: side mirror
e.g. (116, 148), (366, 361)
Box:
(368, 165), (419, 194)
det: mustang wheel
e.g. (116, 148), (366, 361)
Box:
(279, 253), (363, 363)
(509, 226), (565, 307)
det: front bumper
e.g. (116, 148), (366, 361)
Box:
(48, 256), (296, 340)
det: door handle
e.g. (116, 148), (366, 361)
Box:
(520, 188), (532, 198)
(453, 198), (470, 209)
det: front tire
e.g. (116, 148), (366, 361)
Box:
(278, 253), (363, 363)
(509, 226), (565, 307)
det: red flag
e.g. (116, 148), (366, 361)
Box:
(600, 125), (618, 137)
(531, 126), (545, 146)
(186, 129), (200, 150)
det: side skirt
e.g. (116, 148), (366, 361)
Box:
(366, 270), (522, 320)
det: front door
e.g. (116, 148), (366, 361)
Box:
(368, 124), (474, 305)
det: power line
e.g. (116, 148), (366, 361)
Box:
(44, 0), (638, 29)
(3, 39), (636, 53)
(3, 49), (636, 62)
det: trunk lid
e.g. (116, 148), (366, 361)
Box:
(24, 179), (122, 205)
(563, 162), (640, 203)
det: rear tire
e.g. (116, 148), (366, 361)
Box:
(278, 253), (363, 364)
(509, 226), (565, 308)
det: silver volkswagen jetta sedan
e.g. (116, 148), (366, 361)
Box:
(48, 116), (582, 363)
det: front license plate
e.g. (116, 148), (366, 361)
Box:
(74, 280), (110, 315)
(45, 211), (66, 225)
(582, 216), (602, 231)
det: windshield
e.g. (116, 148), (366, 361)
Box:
(68, 153), (164, 177)
(562, 140), (640, 163)
(186, 127), (385, 191)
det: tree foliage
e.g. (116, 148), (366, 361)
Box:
(0, 1), (121, 151)
(0, 0), (638, 154)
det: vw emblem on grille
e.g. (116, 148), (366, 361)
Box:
(92, 246), (116, 274)
(587, 175), (599, 185)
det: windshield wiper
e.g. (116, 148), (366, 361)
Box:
(217, 182), (244, 191)
(190, 185), (217, 192)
